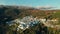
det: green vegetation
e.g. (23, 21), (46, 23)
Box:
(51, 11), (60, 18)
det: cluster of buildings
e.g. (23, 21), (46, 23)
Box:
(6, 16), (40, 31)
(6, 16), (59, 31)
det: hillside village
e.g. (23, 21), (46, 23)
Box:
(0, 5), (60, 34)
(6, 16), (60, 31)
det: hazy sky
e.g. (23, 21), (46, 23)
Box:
(0, 0), (60, 9)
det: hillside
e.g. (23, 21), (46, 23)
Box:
(0, 5), (60, 34)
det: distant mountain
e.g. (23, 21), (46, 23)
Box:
(0, 5), (60, 24)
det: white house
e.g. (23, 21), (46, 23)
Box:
(39, 18), (46, 23)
